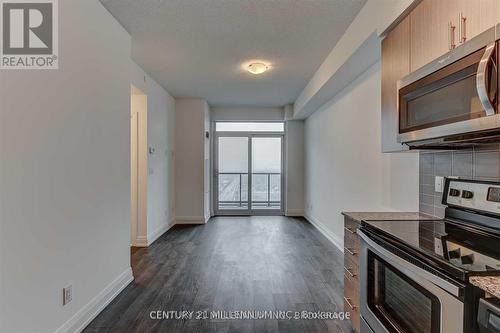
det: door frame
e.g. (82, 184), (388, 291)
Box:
(213, 129), (285, 216)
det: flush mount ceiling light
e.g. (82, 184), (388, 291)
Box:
(247, 62), (269, 75)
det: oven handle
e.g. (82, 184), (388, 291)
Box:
(476, 42), (497, 117)
(358, 230), (463, 298)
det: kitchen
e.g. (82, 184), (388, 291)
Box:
(344, 0), (500, 332)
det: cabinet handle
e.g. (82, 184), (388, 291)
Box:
(344, 297), (357, 310)
(344, 247), (357, 255)
(459, 13), (467, 43)
(448, 21), (456, 50)
(344, 266), (356, 277)
(344, 227), (356, 234)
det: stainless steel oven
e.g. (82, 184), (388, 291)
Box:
(358, 230), (465, 333)
(397, 24), (500, 147)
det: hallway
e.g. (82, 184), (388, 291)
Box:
(84, 216), (351, 333)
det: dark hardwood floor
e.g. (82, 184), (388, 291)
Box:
(84, 216), (352, 333)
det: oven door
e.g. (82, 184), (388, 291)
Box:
(397, 37), (498, 144)
(359, 230), (464, 333)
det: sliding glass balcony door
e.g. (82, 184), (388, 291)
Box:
(216, 136), (249, 211)
(251, 137), (282, 210)
(214, 123), (284, 215)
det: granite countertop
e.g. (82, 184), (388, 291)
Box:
(342, 211), (438, 222)
(470, 276), (500, 299)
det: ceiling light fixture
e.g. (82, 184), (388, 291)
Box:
(247, 62), (269, 75)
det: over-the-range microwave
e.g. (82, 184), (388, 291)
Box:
(397, 23), (500, 148)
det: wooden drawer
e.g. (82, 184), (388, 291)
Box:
(344, 250), (359, 280)
(344, 216), (361, 230)
(344, 225), (359, 249)
(344, 273), (360, 332)
(344, 242), (359, 269)
(344, 217), (360, 249)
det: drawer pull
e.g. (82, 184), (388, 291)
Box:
(344, 247), (357, 255)
(344, 227), (356, 234)
(344, 297), (357, 310)
(344, 266), (356, 277)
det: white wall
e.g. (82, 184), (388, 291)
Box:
(304, 62), (419, 249)
(0, 1), (132, 332)
(175, 98), (208, 223)
(131, 62), (176, 245)
(285, 121), (305, 216)
(211, 106), (284, 121)
(387, 153), (420, 211)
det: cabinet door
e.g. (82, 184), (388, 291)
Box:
(478, 0), (500, 34)
(381, 16), (410, 152)
(410, 0), (459, 72)
(458, 0), (499, 43)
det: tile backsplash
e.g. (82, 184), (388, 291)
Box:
(419, 144), (500, 218)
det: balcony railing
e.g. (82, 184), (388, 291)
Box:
(218, 172), (281, 209)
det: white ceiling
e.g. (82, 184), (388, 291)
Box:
(100, 0), (366, 107)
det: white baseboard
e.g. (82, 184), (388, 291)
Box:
(133, 236), (148, 247)
(285, 209), (305, 217)
(55, 268), (134, 333)
(304, 214), (344, 252)
(175, 216), (206, 224)
(132, 220), (175, 247)
(147, 220), (175, 246)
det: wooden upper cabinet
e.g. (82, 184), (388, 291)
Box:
(477, 0), (500, 36)
(410, 0), (500, 72)
(381, 16), (410, 152)
(484, 0), (500, 30)
(459, 0), (500, 43)
(410, 0), (459, 72)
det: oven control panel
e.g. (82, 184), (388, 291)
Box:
(445, 179), (500, 214)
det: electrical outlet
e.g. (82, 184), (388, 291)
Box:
(63, 285), (72, 306)
(435, 176), (444, 193)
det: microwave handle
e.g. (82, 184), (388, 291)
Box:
(476, 42), (497, 116)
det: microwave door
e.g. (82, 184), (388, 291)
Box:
(397, 40), (498, 145)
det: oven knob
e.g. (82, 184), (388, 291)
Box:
(462, 190), (474, 199)
(449, 188), (460, 197)
(449, 248), (461, 259)
(461, 254), (474, 265)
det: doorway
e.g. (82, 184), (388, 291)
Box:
(214, 122), (284, 215)
(130, 85), (147, 246)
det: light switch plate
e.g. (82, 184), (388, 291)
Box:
(435, 176), (444, 193)
(63, 285), (72, 305)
